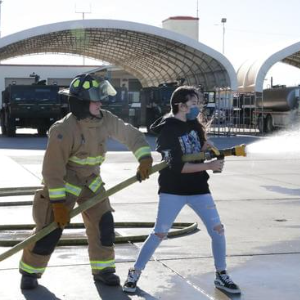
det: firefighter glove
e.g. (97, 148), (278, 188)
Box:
(52, 202), (70, 228)
(136, 156), (153, 182)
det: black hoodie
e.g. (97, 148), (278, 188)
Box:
(150, 116), (210, 195)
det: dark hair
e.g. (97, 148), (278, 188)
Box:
(170, 86), (199, 114)
(170, 85), (206, 143)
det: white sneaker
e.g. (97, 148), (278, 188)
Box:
(122, 268), (141, 293)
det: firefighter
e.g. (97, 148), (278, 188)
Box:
(19, 74), (153, 290)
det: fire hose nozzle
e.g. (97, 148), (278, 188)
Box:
(233, 144), (247, 157)
(219, 144), (247, 157)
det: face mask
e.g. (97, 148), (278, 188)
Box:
(186, 106), (200, 120)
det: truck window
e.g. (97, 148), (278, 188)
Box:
(35, 88), (59, 102)
(10, 86), (59, 103)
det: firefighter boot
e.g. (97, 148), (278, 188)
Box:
(93, 267), (120, 286)
(20, 273), (38, 290)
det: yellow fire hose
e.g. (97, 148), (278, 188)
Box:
(0, 144), (247, 262)
(0, 222), (198, 247)
(0, 186), (41, 198)
(0, 161), (167, 262)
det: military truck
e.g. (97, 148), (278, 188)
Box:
(253, 86), (300, 133)
(1, 84), (63, 136)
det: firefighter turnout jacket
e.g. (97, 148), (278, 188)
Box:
(43, 111), (151, 202)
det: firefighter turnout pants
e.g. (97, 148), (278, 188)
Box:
(19, 186), (116, 277)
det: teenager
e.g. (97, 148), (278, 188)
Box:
(123, 86), (240, 294)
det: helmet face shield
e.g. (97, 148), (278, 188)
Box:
(101, 80), (117, 98)
(59, 74), (117, 102)
(92, 80), (117, 101)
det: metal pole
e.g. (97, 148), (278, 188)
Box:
(0, 0), (2, 38)
(0, 0), (2, 64)
(221, 18), (227, 54)
(222, 23), (225, 54)
(75, 4), (91, 66)
(82, 12), (85, 65)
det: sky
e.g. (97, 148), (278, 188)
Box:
(1, 0), (300, 88)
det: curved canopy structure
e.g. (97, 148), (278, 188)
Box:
(0, 19), (237, 90)
(237, 42), (300, 93)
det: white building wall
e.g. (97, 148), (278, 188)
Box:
(162, 17), (199, 41)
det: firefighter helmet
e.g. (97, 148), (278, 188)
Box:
(59, 74), (117, 119)
(59, 73), (117, 102)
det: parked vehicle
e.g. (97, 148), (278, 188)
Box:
(253, 86), (300, 133)
(1, 84), (63, 136)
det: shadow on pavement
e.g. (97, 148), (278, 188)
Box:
(134, 287), (161, 299)
(22, 285), (62, 300)
(94, 282), (132, 300)
(262, 185), (300, 196)
(215, 288), (242, 300)
(0, 134), (48, 150)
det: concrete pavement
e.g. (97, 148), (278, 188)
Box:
(0, 133), (299, 299)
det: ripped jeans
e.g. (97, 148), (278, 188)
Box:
(134, 193), (226, 272)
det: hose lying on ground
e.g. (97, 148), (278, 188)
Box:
(0, 161), (167, 262)
(0, 222), (198, 247)
(0, 186), (42, 198)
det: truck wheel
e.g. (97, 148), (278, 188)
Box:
(257, 115), (265, 133)
(4, 112), (16, 137)
(6, 124), (16, 137)
(1, 123), (6, 135)
(0, 114), (6, 135)
(37, 127), (47, 136)
(266, 115), (273, 133)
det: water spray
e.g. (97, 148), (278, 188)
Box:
(246, 127), (300, 157)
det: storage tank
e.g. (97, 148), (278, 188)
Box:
(258, 87), (300, 111)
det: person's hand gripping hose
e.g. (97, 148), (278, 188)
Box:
(51, 202), (70, 228)
(136, 156), (153, 182)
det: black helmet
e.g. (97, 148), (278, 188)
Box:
(59, 74), (117, 119)
(59, 73), (117, 102)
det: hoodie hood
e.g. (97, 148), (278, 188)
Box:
(150, 116), (186, 135)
